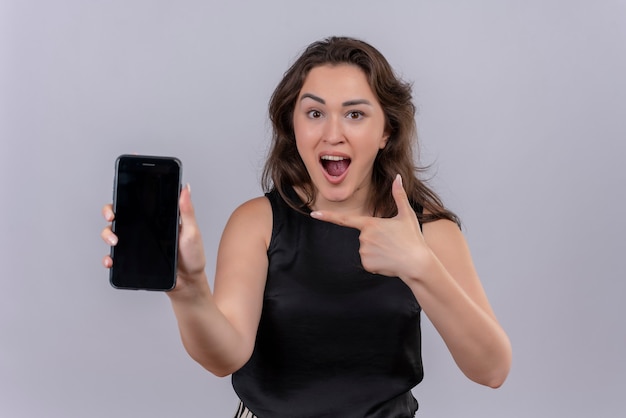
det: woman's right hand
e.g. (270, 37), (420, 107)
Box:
(171, 184), (207, 293)
(100, 204), (117, 269)
(100, 183), (208, 294)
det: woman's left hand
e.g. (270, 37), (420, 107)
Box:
(310, 174), (431, 281)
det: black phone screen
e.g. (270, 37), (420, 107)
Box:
(110, 155), (181, 291)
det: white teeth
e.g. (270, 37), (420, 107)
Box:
(320, 155), (347, 161)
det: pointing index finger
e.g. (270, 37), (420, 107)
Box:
(310, 210), (367, 230)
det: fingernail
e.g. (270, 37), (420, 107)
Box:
(108, 235), (118, 245)
(396, 173), (402, 186)
(186, 183), (191, 194)
(310, 211), (322, 219)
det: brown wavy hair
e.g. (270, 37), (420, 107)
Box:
(262, 36), (459, 226)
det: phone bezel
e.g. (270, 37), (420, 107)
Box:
(109, 154), (182, 291)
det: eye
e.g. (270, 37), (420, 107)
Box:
(347, 111), (364, 120)
(307, 110), (323, 119)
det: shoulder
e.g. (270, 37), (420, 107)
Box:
(232, 195), (272, 217)
(421, 214), (466, 254)
(224, 196), (273, 248)
(421, 217), (482, 295)
(421, 207), (470, 270)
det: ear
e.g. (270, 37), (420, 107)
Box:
(379, 132), (390, 149)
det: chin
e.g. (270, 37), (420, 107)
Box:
(317, 183), (355, 203)
(311, 169), (367, 206)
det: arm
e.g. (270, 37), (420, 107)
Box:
(102, 186), (272, 377)
(310, 175), (511, 387)
(410, 219), (512, 388)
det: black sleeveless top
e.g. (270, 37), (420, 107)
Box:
(232, 189), (424, 418)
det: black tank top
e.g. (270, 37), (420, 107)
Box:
(232, 189), (424, 418)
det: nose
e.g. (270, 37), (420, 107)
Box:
(322, 115), (345, 145)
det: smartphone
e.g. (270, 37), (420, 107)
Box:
(109, 155), (182, 291)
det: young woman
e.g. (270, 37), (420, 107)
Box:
(102, 36), (511, 418)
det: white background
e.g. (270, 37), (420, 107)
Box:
(1, 1), (625, 417)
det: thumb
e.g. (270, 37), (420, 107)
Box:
(179, 183), (197, 227)
(392, 174), (413, 218)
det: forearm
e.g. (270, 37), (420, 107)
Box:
(405, 255), (512, 388)
(167, 275), (251, 377)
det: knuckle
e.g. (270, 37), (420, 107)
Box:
(181, 226), (201, 244)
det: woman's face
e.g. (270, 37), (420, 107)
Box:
(293, 64), (388, 214)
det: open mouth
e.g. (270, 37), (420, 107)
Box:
(320, 155), (351, 177)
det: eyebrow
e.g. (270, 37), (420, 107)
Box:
(300, 93), (373, 107)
